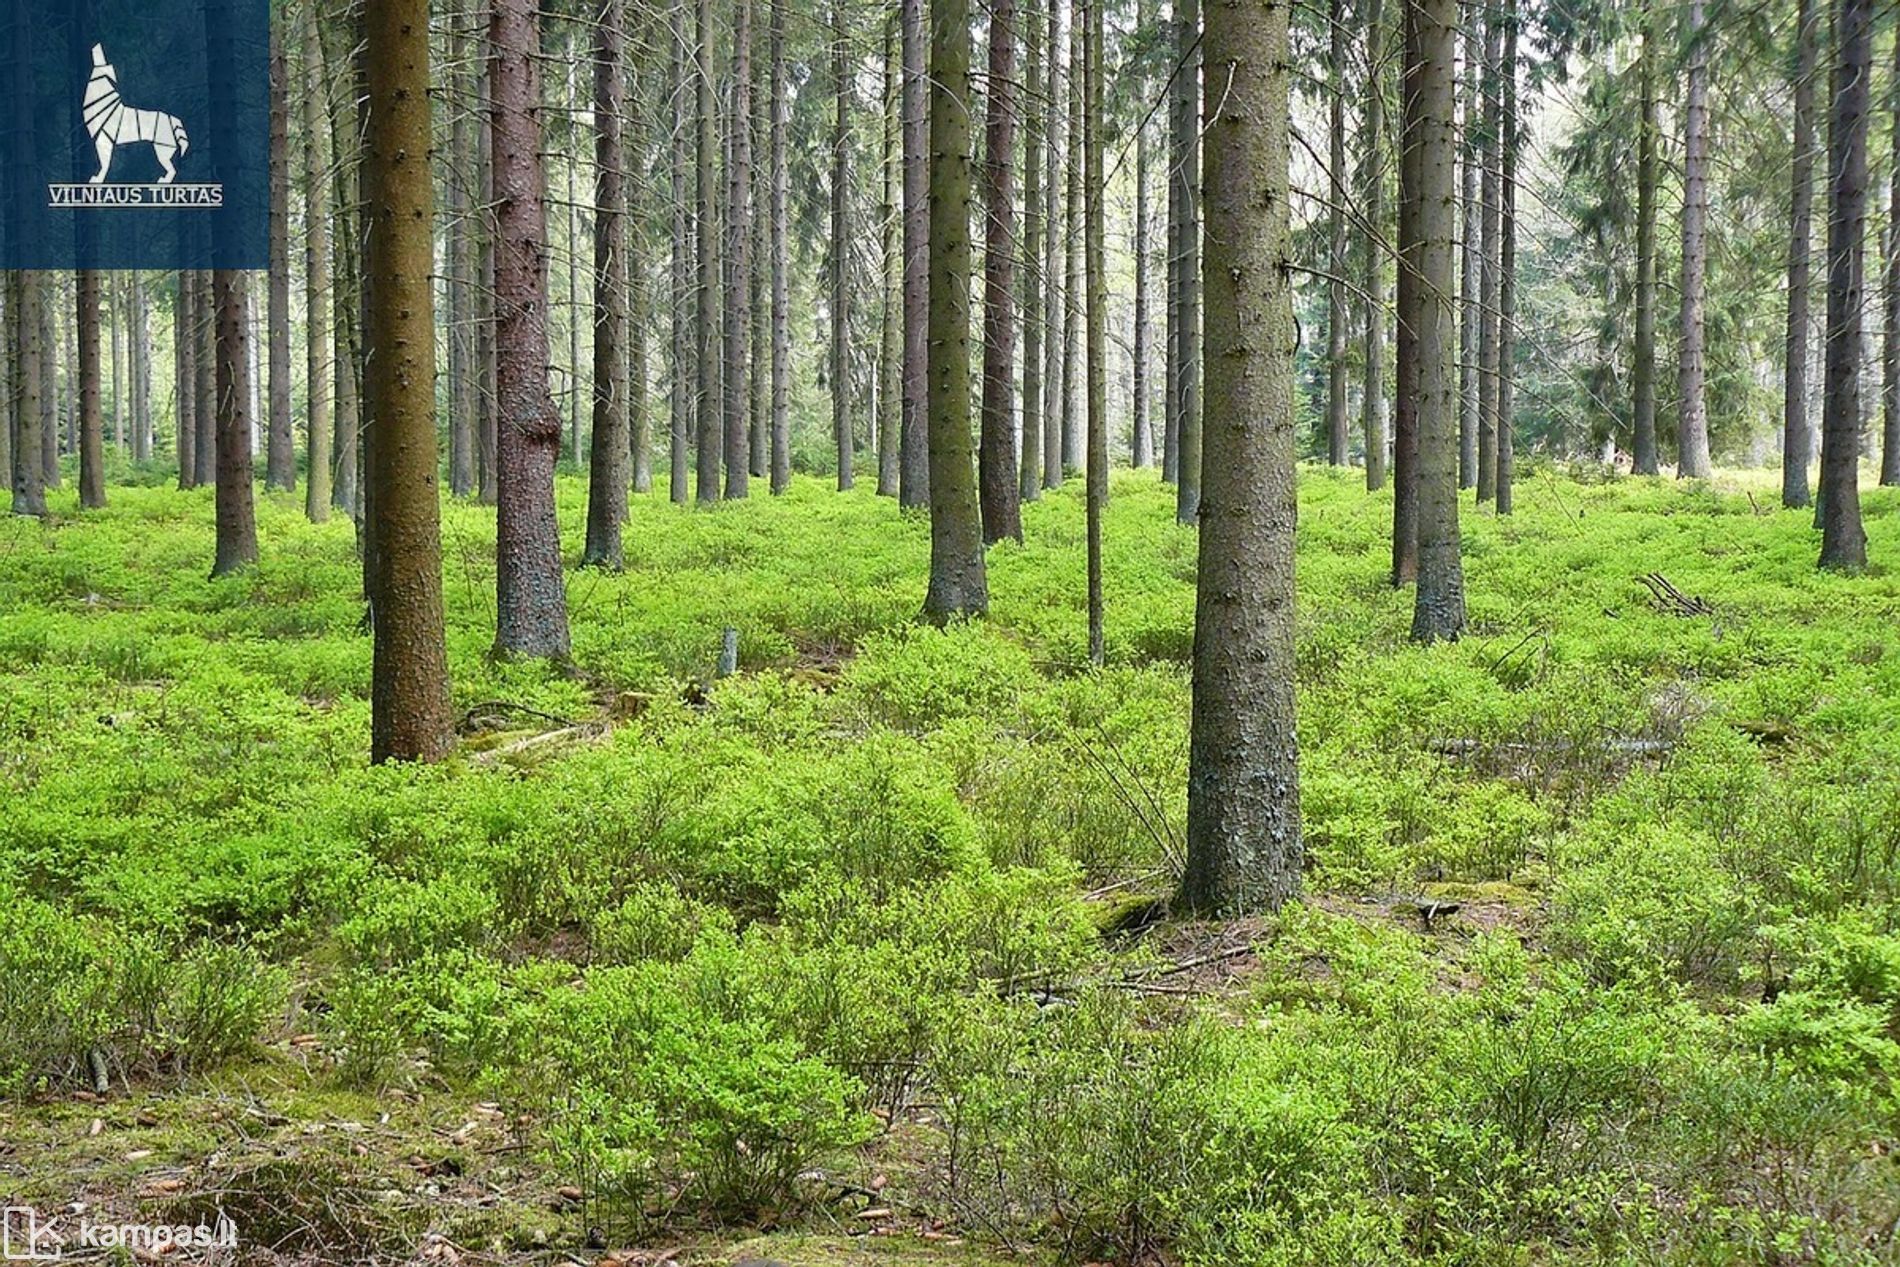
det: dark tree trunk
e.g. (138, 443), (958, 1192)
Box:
(631, 83), (654, 495)
(878, 19), (903, 497)
(1407, 0), (1464, 639)
(1060, 0), (1082, 474)
(724, 0), (753, 497)
(831, 0), (853, 491)
(1882, 19), (1900, 487)
(303, 6), (332, 521)
(749, 45), (770, 485)
(1042, 0), (1063, 491)
(1456, 2), (1477, 487)
(1389, 0), (1421, 584)
(980, 0), (1022, 544)
(1819, 0), (1870, 566)
(922, 0), (989, 620)
(694, 0), (721, 503)
(476, 56), (499, 504)
(77, 272), (105, 508)
(1325, 0), (1349, 466)
(12, 273), (46, 517)
(447, 2), (477, 498)
(1364, 0), (1388, 490)
(40, 286), (58, 489)
(1178, 0), (1300, 917)
(1676, 0), (1712, 478)
(1784, 0), (1817, 504)
(670, 2), (692, 503)
(1632, 11), (1659, 474)
(583, 0), (628, 568)
(1171, 0), (1201, 523)
(1494, 0), (1517, 515)
(1020, 0), (1045, 502)
(194, 272), (217, 489)
(491, 0), (573, 655)
(1130, 0), (1152, 469)
(770, 0), (791, 494)
(266, 14), (294, 491)
(1084, 0), (1105, 660)
(898, 0), (930, 507)
(131, 274), (150, 462)
(363, 0), (453, 762)
(177, 272), (196, 488)
(1475, 7), (1499, 504)
(210, 273), (259, 577)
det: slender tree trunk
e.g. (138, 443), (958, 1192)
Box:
(899, 0), (930, 507)
(1172, 0), (1201, 522)
(194, 272), (217, 489)
(1783, 0), (1817, 504)
(1084, 0), (1105, 659)
(724, 0), (753, 496)
(491, 0), (573, 654)
(1882, 20), (1900, 487)
(1364, 0), (1388, 490)
(1325, 0), (1349, 466)
(878, 19), (903, 496)
(210, 273), (259, 576)
(831, 0), (853, 490)
(177, 272), (197, 488)
(1061, 0), (1083, 474)
(12, 273), (47, 517)
(476, 54), (499, 504)
(110, 275), (123, 454)
(41, 287), (58, 489)
(1407, 0), (1464, 639)
(980, 0), (1022, 543)
(1178, 0), (1299, 917)
(583, 0), (629, 568)
(1632, 10), (1659, 474)
(632, 53), (655, 495)
(1494, 0), (1517, 515)
(694, 0), (721, 503)
(1042, 0), (1063, 491)
(1676, 0), (1712, 479)
(1457, 0), (1478, 487)
(1475, 8), (1499, 503)
(1389, 0), (1421, 584)
(1819, 0), (1870, 566)
(1130, 0), (1152, 469)
(357, 0), (453, 759)
(131, 274), (151, 462)
(749, 44), (770, 486)
(769, 0), (791, 494)
(77, 273), (105, 508)
(1020, 0), (1045, 502)
(1, 277), (13, 496)
(922, 0), (990, 620)
(670, 1), (693, 503)
(266, 15), (294, 491)
(447, 2), (478, 498)
(566, 61), (583, 468)
(303, 6), (333, 522)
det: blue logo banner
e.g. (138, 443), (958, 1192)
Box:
(2, 0), (269, 269)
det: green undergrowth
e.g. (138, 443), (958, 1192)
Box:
(2, 465), (1898, 1262)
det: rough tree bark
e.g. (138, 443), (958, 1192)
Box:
(13, 273), (48, 517)
(363, 0), (453, 762)
(1818, 0), (1870, 566)
(1364, 0), (1388, 490)
(1042, 0), (1063, 491)
(266, 15), (294, 491)
(210, 273), (259, 577)
(447, 2), (477, 498)
(77, 273), (105, 508)
(922, 0), (990, 620)
(832, 0), (853, 490)
(491, 0), (573, 655)
(1130, 0), (1152, 469)
(1406, 0), (1464, 640)
(899, 0), (929, 506)
(1178, 0), (1300, 917)
(724, 0), (753, 497)
(1060, 0), (1083, 474)
(1784, 0), (1817, 505)
(1494, 0), (1517, 515)
(1084, 0), (1105, 660)
(1325, 0), (1349, 466)
(1171, 0), (1201, 522)
(980, 0), (1022, 544)
(770, 0), (791, 493)
(1676, 0), (1712, 479)
(1457, 0), (1478, 487)
(670, 1), (692, 503)
(694, 0), (721, 503)
(879, 20), (903, 497)
(1883, 20), (1900, 487)
(1632, 8), (1659, 475)
(1475, 7), (1499, 504)
(583, 0), (629, 568)
(1020, 0), (1045, 502)
(177, 272), (196, 489)
(303, 6), (332, 522)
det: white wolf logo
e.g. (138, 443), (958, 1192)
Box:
(83, 44), (190, 184)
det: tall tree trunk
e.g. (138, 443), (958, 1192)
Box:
(1407, 0), (1464, 639)
(131, 274), (151, 462)
(584, 0), (629, 568)
(1171, 0), (1201, 522)
(1130, 0), (1152, 469)
(1364, 0), (1388, 490)
(922, 0), (989, 619)
(11, 273), (46, 517)
(724, 0), (753, 497)
(194, 272), (217, 489)
(1061, 0), (1083, 474)
(632, 76), (655, 495)
(980, 0), (1022, 543)
(1475, 7), (1499, 503)
(1325, 0), (1349, 466)
(303, 6), (333, 522)
(878, 19), (903, 496)
(211, 273), (259, 576)
(1042, 0), (1063, 491)
(899, 0), (930, 506)
(110, 275), (123, 454)
(670, 0), (693, 503)
(77, 273), (105, 508)
(749, 42), (770, 485)
(324, 5), (363, 520)
(566, 61), (583, 468)
(769, 0), (791, 493)
(1389, 0), (1421, 584)
(476, 55), (499, 504)
(1084, 0), (1106, 659)
(1494, 0), (1517, 515)
(1882, 20), (1900, 487)
(1676, 0), (1712, 478)
(1784, 0), (1817, 504)
(831, 0), (853, 490)
(266, 14), (294, 491)
(2, 277), (13, 496)
(1456, 0), (1477, 487)
(1632, 10), (1659, 475)
(362, 0), (453, 762)
(41, 286), (58, 489)
(491, 0), (574, 655)
(447, 2), (478, 498)
(1178, 0), (1299, 917)
(177, 273), (197, 488)
(1020, 0), (1045, 502)
(1818, 0), (1870, 566)
(694, 0), (721, 503)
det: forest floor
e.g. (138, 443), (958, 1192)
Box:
(3, 464), (1900, 1265)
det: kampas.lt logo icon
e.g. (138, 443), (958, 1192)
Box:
(83, 43), (190, 184)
